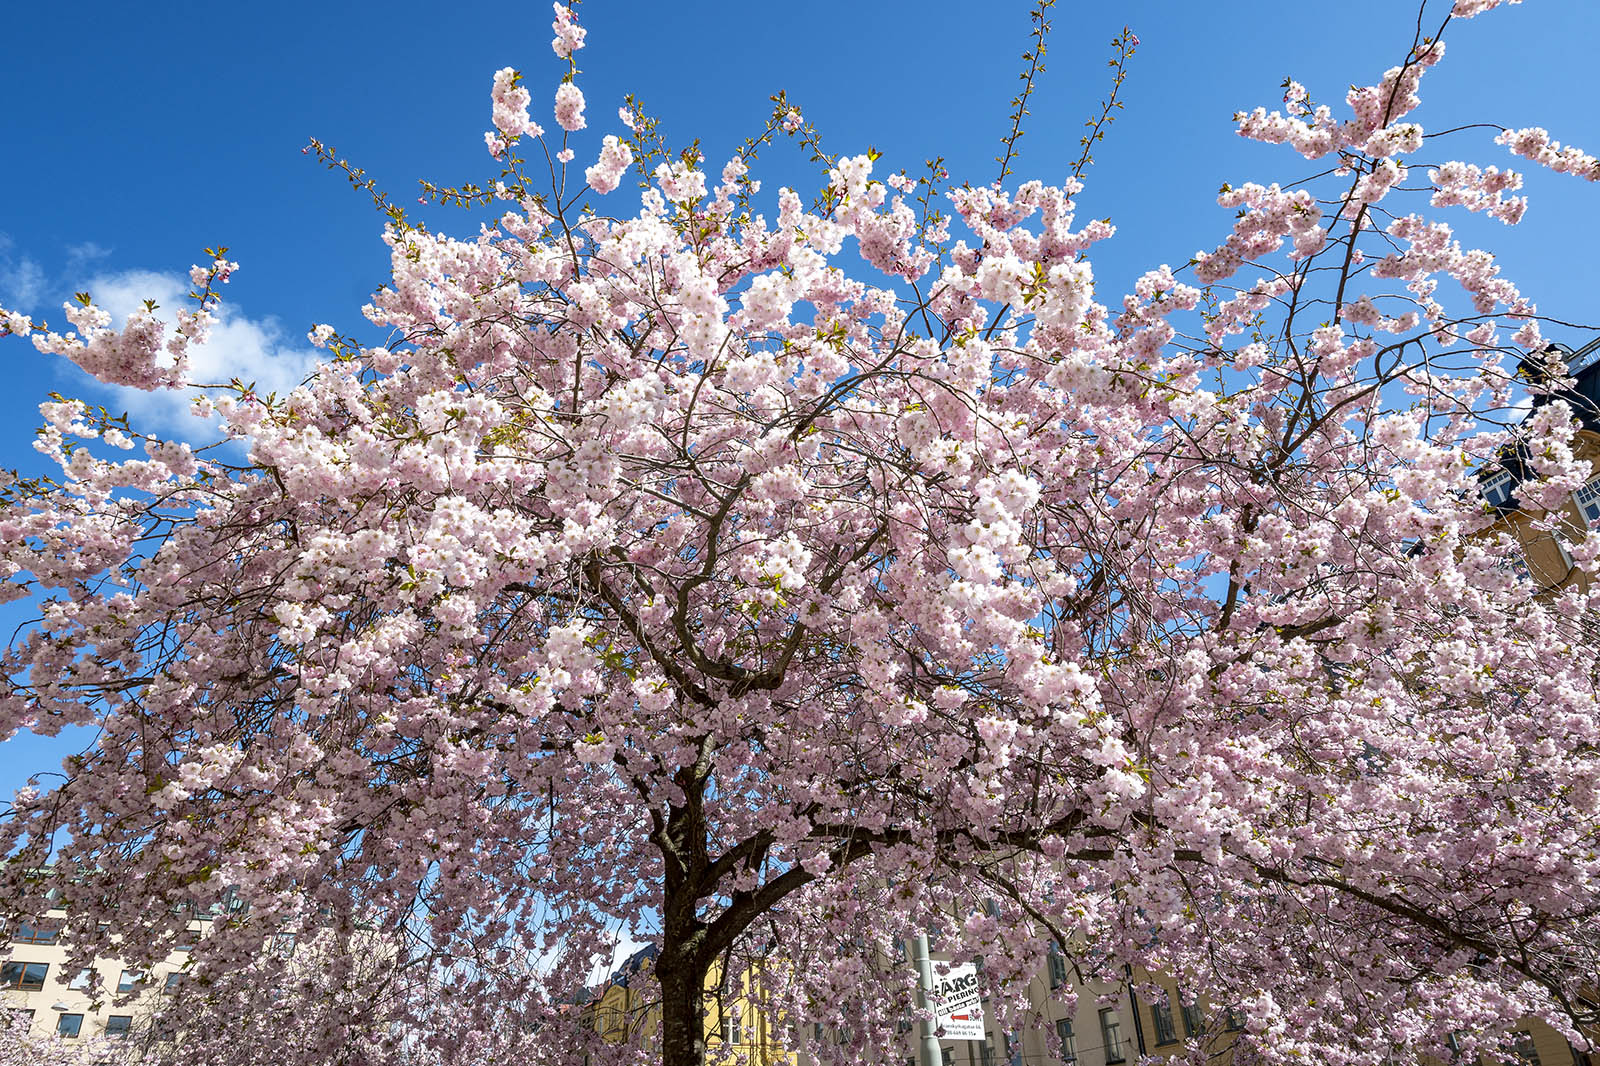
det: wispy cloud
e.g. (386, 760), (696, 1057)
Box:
(0, 233), (46, 311)
(79, 269), (325, 440)
(64, 241), (113, 276)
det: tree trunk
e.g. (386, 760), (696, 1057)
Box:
(657, 943), (707, 1066)
(653, 746), (715, 1066)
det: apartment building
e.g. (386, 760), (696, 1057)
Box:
(900, 954), (1586, 1066)
(1, 905), (214, 1048)
(906, 956), (1157, 1066)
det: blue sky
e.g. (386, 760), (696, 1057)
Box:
(1, 0), (1597, 797)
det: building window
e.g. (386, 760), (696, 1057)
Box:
(117, 969), (142, 993)
(1575, 479), (1600, 527)
(56, 1014), (83, 1040)
(1056, 1018), (1076, 1063)
(1181, 999), (1207, 1037)
(980, 1036), (995, 1066)
(1224, 1008), (1246, 1032)
(1100, 1009), (1125, 1064)
(1047, 944), (1069, 989)
(1151, 990), (1178, 1045)
(68, 968), (93, 990)
(1512, 1031), (1542, 1066)
(1482, 471), (1516, 508)
(719, 1009), (743, 1046)
(12, 922), (60, 945)
(1499, 549), (1534, 585)
(165, 972), (183, 990)
(105, 1016), (133, 1039)
(0, 962), (49, 991)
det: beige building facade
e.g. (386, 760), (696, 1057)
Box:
(2, 906), (207, 1049)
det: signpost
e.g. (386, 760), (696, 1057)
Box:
(927, 961), (985, 1041)
(912, 934), (985, 1066)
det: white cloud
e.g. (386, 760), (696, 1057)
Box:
(0, 233), (46, 311)
(76, 269), (325, 441)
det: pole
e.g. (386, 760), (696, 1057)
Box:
(1124, 965), (1149, 1058)
(913, 933), (944, 1066)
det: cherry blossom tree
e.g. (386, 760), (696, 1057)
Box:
(2, 1), (1598, 1064)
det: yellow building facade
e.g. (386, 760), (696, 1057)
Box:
(579, 945), (798, 1066)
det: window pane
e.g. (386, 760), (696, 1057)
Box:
(1499, 549), (1533, 584)
(1151, 991), (1177, 1044)
(1047, 945), (1069, 988)
(1056, 1017), (1077, 1063)
(1483, 472), (1515, 508)
(3, 962), (51, 991)
(117, 969), (141, 992)
(1576, 479), (1600, 526)
(1100, 1009), (1124, 1063)
(14, 922), (59, 945)
(106, 1016), (133, 1038)
(56, 1014), (83, 1039)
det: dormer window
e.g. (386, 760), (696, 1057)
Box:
(1575, 477), (1600, 527)
(1482, 471), (1515, 509)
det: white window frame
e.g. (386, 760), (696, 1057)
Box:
(1482, 470), (1516, 508)
(1056, 1017), (1076, 1063)
(1575, 477), (1600, 527)
(1100, 1009), (1125, 1064)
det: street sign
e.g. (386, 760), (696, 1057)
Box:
(928, 962), (985, 1041)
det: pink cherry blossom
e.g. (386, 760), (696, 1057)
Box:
(0, 5), (1596, 1066)
(554, 81), (586, 132)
